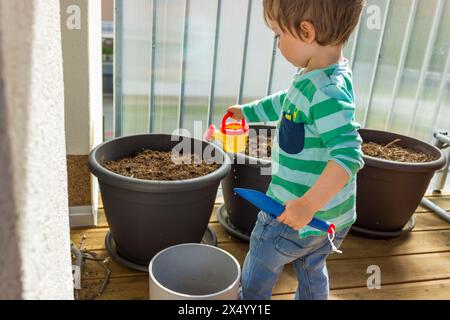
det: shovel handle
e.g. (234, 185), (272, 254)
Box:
(268, 211), (335, 235)
(309, 218), (336, 235)
(234, 188), (336, 234)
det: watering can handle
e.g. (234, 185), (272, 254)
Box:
(222, 112), (247, 130)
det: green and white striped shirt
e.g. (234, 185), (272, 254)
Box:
(242, 59), (365, 238)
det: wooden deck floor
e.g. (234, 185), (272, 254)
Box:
(71, 192), (450, 300)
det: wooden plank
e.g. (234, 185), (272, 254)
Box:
(71, 222), (229, 251)
(218, 245), (450, 293)
(330, 279), (450, 300)
(417, 196), (450, 213)
(413, 213), (450, 231)
(79, 192), (450, 300)
(81, 250), (146, 280)
(78, 249), (297, 295)
(71, 223), (450, 261)
(272, 293), (295, 300)
(425, 189), (450, 197)
(73, 225), (450, 298)
(328, 252), (450, 289)
(209, 205), (219, 223)
(98, 193), (103, 209)
(218, 229), (450, 262)
(78, 251), (450, 300)
(79, 276), (149, 300)
(273, 279), (450, 300)
(75, 227), (450, 299)
(334, 230), (450, 260)
(71, 228), (108, 251)
(209, 223), (247, 244)
(97, 208), (108, 228)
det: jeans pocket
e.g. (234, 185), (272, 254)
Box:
(275, 233), (327, 258)
(279, 112), (306, 155)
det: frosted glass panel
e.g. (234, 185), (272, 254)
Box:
(240, 0), (274, 104)
(210, 0), (248, 126)
(365, 0), (412, 129)
(115, 0), (450, 142)
(182, 0), (217, 137)
(410, 0), (450, 141)
(152, 0), (185, 134)
(352, 0), (388, 124)
(389, 0), (439, 135)
(117, 0), (152, 135)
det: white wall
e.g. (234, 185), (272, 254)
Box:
(61, 0), (103, 227)
(0, 0), (74, 299)
(62, 0), (103, 156)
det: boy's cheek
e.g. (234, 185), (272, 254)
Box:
(280, 42), (309, 68)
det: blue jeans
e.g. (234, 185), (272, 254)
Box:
(239, 211), (351, 300)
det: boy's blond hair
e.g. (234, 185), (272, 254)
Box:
(263, 0), (366, 46)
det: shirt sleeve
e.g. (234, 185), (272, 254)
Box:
(241, 90), (287, 123)
(310, 85), (365, 178)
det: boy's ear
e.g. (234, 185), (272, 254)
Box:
(300, 21), (316, 44)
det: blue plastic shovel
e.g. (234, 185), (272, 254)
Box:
(234, 188), (336, 235)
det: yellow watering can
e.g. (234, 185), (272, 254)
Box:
(204, 112), (250, 154)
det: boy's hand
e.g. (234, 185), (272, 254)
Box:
(277, 196), (317, 231)
(227, 105), (244, 120)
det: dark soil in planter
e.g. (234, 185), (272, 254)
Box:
(362, 139), (437, 163)
(103, 150), (219, 181)
(244, 136), (273, 160)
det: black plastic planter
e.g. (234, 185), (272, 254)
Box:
(220, 125), (275, 240)
(88, 134), (231, 268)
(353, 129), (446, 239)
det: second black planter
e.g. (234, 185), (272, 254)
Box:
(220, 125), (275, 240)
(89, 134), (231, 267)
(353, 129), (446, 238)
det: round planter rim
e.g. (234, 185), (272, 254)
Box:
(88, 134), (231, 193)
(148, 243), (241, 299)
(360, 129), (446, 172)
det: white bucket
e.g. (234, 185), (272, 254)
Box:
(149, 244), (241, 300)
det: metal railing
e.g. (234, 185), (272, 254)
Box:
(114, 0), (450, 142)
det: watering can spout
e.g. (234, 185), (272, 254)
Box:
(204, 124), (224, 145)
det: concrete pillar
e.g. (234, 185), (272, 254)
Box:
(60, 0), (103, 227)
(0, 0), (74, 299)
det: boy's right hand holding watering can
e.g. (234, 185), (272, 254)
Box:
(226, 105), (244, 120)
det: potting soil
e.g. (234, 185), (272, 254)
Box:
(103, 150), (220, 181)
(244, 135), (273, 160)
(362, 139), (436, 163)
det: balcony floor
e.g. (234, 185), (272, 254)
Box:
(71, 192), (450, 300)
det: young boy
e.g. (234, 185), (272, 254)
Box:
(227, 0), (366, 300)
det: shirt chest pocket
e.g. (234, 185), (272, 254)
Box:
(278, 112), (306, 155)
